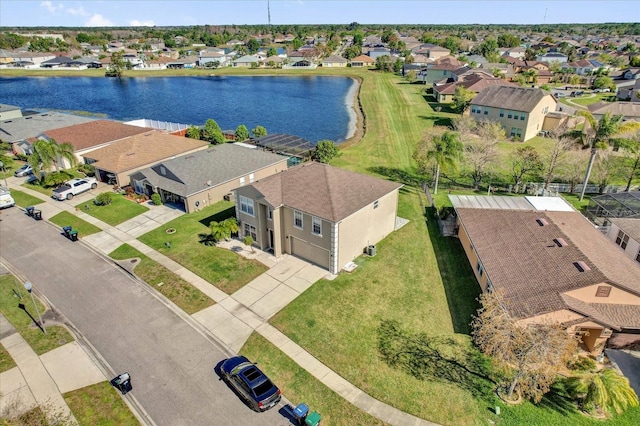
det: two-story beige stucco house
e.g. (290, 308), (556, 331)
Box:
(468, 85), (558, 141)
(451, 195), (640, 353)
(234, 162), (403, 274)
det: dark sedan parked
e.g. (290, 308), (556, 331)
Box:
(220, 356), (282, 412)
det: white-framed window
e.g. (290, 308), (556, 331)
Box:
(239, 195), (254, 216)
(520, 112), (526, 121)
(499, 109), (504, 117)
(616, 230), (629, 250)
(243, 223), (257, 241)
(249, 173), (255, 183)
(312, 217), (322, 235)
(239, 176), (246, 186)
(483, 107), (489, 115)
(294, 210), (303, 229)
(373, 200), (379, 209)
(267, 206), (273, 220)
(507, 111), (512, 119)
(477, 261), (484, 277)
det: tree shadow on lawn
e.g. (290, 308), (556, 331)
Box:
(367, 166), (423, 187)
(198, 206), (236, 228)
(532, 379), (583, 417)
(377, 319), (496, 400)
(425, 206), (481, 334)
(418, 114), (454, 128)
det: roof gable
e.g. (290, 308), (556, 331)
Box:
(471, 85), (554, 112)
(42, 120), (151, 151)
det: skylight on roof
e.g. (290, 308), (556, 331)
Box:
(574, 261), (591, 272)
(536, 218), (549, 226)
(553, 238), (568, 247)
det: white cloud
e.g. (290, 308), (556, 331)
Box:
(85, 14), (114, 27)
(67, 6), (89, 17)
(129, 19), (155, 27)
(40, 1), (63, 14)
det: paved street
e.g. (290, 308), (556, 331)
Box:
(0, 207), (288, 425)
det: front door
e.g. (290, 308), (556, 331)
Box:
(268, 229), (274, 250)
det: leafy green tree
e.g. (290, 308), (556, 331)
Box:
(566, 368), (639, 415)
(312, 140), (341, 163)
(375, 55), (395, 73)
(246, 38), (260, 54)
(292, 38), (303, 51)
(243, 235), (255, 252)
(497, 33), (521, 48)
(414, 128), (463, 194)
(593, 75), (614, 90)
(105, 51), (126, 77)
(267, 47), (277, 57)
(202, 119), (224, 144)
(252, 125), (268, 138)
(452, 86), (476, 113)
(404, 70), (417, 84)
(186, 126), (201, 140)
(235, 125), (250, 141)
(617, 131), (640, 191)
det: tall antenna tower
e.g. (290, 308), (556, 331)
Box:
(268, 1), (271, 30)
(543, 7), (547, 25)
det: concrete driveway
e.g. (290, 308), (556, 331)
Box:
(0, 207), (288, 425)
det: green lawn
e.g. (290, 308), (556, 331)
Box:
(9, 189), (44, 208)
(49, 211), (102, 237)
(570, 93), (617, 106)
(22, 182), (55, 197)
(64, 381), (138, 426)
(561, 193), (593, 213)
(0, 274), (74, 356)
(109, 244), (214, 314)
(241, 333), (385, 426)
(138, 201), (267, 295)
(76, 193), (149, 226)
(0, 342), (16, 373)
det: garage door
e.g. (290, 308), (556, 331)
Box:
(290, 237), (330, 270)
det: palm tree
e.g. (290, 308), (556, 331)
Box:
(575, 111), (640, 201)
(414, 129), (463, 195)
(210, 217), (239, 242)
(566, 368), (639, 415)
(28, 138), (77, 181)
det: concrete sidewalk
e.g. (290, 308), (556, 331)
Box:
(0, 314), (106, 423)
(5, 177), (438, 426)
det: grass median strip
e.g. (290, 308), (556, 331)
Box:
(9, 189), (44, 208)
(139, 201), (267, 295)
(76, 193), (149, 226)
(241, 333), (385, 426)
(109, 244), (214, 314)
(49, 211), (102, 237)
(64, 381), (138, 426)
(0, 343), (16, 373)
(0, 274), (74, 355)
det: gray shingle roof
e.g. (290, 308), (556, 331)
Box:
(470, 85), (554, 112)
(611, 218), (640, 241)
(0, 111), (96, 143)
(135, 143), (288, 197)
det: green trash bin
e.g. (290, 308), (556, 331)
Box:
(305, 411), (321, 426)
(69, 230), (79, 241)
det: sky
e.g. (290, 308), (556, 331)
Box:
(0, 0), (638, 27)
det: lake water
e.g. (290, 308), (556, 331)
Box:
(0, 75), (357, 143)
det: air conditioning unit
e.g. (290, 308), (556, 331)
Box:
(223, 193), (233, 201)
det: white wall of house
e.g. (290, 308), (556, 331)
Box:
(606, 222), (640, 264)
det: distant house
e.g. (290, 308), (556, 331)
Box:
(564, 59), (604, 75)
(234, 162), (403, 274)
(367, 47), (391, 59)
(422, 57), (465, 85)
(469, 85), (557, 141)
(606, 218), (640, 264)
(82, 131), (209, 187)
(411, 43), (451, 60)
(498, 46), (526, 59)
(130, 143), (289, 212)
(617, 80), (640, 101)
(198, 49), (228, 67)
(349, 55), (376, 67)
(587, 101), (640, 121)
(536, 52), (569, 64)
(232, 55), (262, 67)
(321, 55), (347, 67)
(39, 120), (152, 169)
(451, 195), (640, 353)
(433, 74), (516, 104)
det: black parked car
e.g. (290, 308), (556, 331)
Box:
(220, 356), (281, 412)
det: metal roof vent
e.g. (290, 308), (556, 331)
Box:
(574, 261), (591, 272)
(536, 218), (549, 226)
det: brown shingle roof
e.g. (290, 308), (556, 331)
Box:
(457, 209), (612, 318)
(249, 162), (402, 222)
(470, 85), (555, 113)
(611, 218), (640, 241)
(84, 131), (208, 173)
(43, 120), (151, 151)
